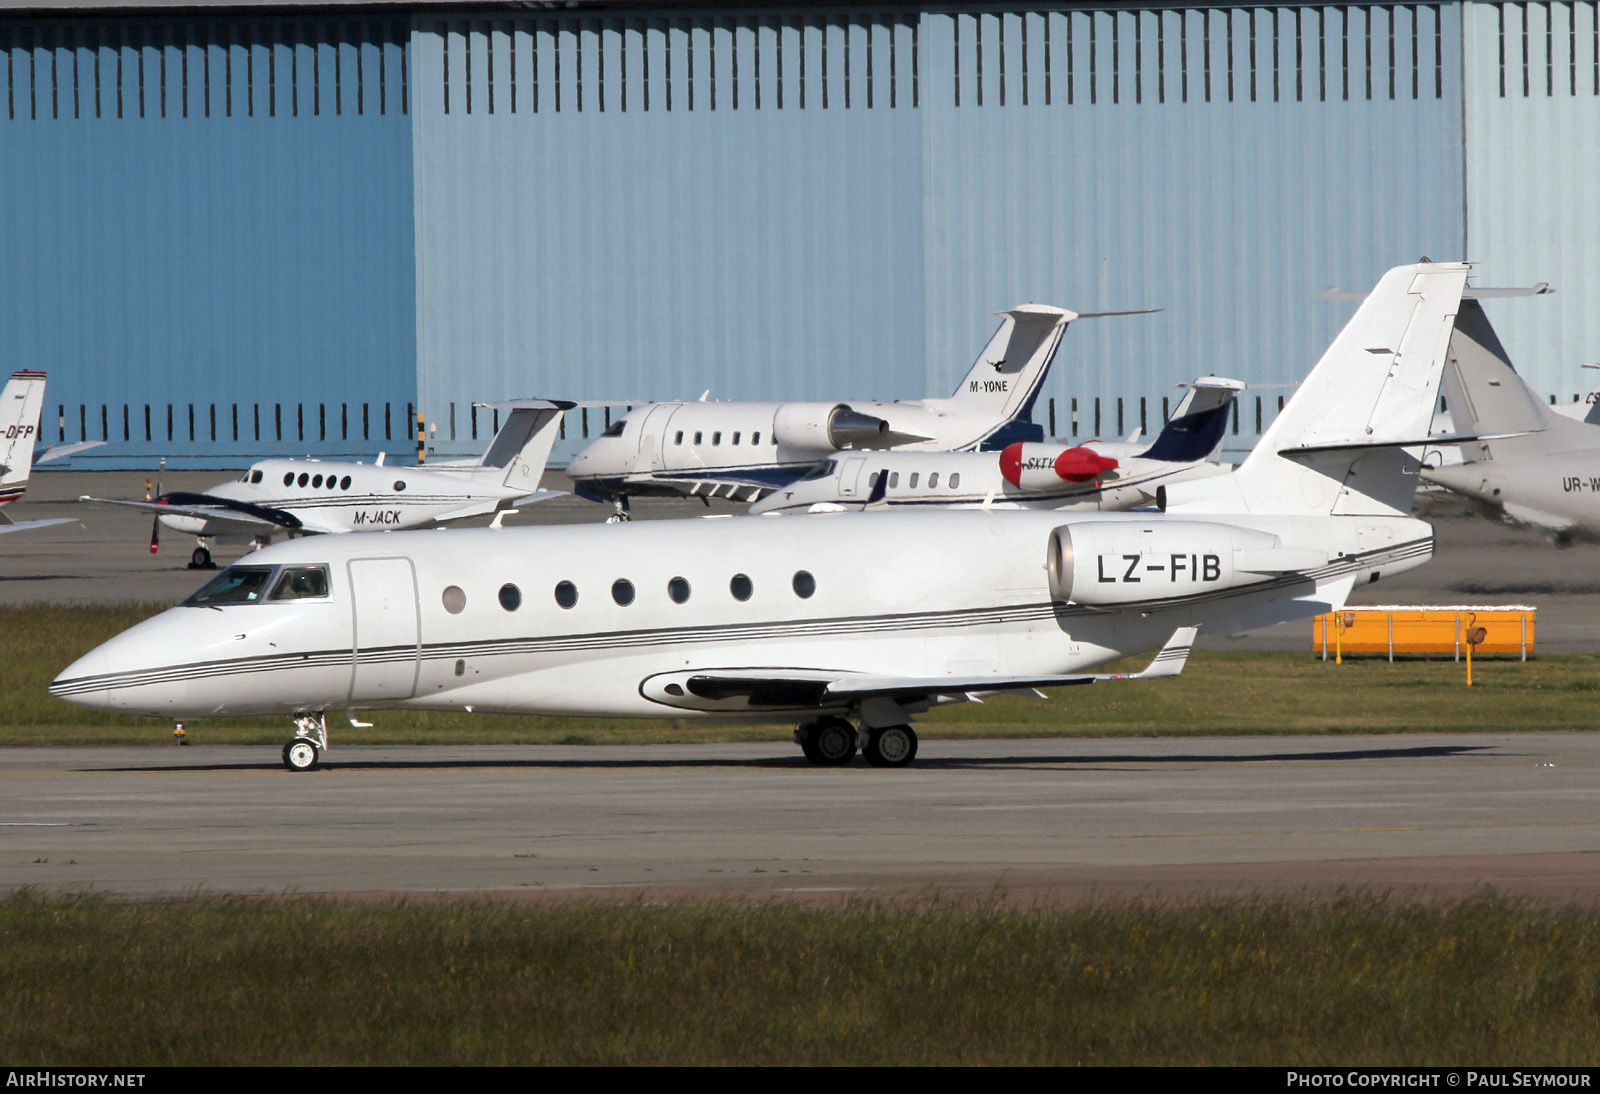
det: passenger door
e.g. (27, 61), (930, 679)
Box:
(348, 557), (420, 702)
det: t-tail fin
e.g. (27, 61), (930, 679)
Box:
(1441, 299), (1593, 460)
(945, 305), (1073, 422)
(1139, 376), (1245, 462)
(0, 371), (47, 506)
(474, 400), (570, 490)
(1173, 262), (1469, 518)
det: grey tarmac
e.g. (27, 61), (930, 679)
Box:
(3, 733), (1598, 904)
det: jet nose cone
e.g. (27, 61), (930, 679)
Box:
(50, 645), (113, 709)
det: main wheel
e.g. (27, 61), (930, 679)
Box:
(864, 725), (918, 768)
(795, 722), (823, 764)
(189, 546), (213, 570)
(283, 737), (320, 772)
(810, 717), (857, 766)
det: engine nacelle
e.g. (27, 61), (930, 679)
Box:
(1046, 520), (1310, 606)
(772, 403), (890, 452)
(1000, 442), (1119, 488)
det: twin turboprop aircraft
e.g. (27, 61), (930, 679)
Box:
(749, 376), (1243, 515)
(53, 262), (1473, 770)
(565, 303), (1154, 511)
(81, 401), (568, 568)
(1422, 299), (1600, 541)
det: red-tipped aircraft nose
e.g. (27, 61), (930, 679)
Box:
(1053, 447), (1119, 483)
(999, 443), (1024, 487)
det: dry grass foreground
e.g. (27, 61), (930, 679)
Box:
(3, 889), (1599, 1066)
(3, 604), (1598, 745)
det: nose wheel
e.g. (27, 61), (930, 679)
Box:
(282, 712), (328, 772)
(283, 737), (320, 771)
(188, 543), (214, 569)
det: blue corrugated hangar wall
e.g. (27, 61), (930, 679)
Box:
(0, 3), (1590, 466)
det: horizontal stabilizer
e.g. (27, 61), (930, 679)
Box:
(0, 517), (75, 536)
(1279, 430), (1536, 456)
(1316, 284), (1553, 301)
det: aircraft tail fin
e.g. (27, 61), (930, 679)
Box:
(0, 371), (47, 506)
(1173, 262), (1469, 517)
(945, 305), (1073, 422)
(474, 400), (569, 489)
(1139, 376), (1245, 463)
(1442, 299), (1594, 460)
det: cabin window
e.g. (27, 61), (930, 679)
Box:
(792, 571), (816, 599)
(601, 418), (627, 438)
(612, 579), (636, 606)
(184, 566), (275, 606)
(675, 431), (684, 445)
(732, 432), (741, 445)
(283, 473), (294, 486)
(297, 473), (309, 487)
(668, 576), (691, 604)
(327, 477), (338, 490)
(950, 473), (961, 488)
(499, 583), (521, 611)
(730, 573), (753, 601)
(928, 473), (939, 488)
(250, 470), (263, 484)
(340, 476), (352, 490)
(442, 586), (467, 614)
(868, 472), (879, 488)
(394, 481), (407, 492)
(712, 432), (722, 446)
(554, 581), (578, 609)
(752, 432), (761, 445)
(312, 474), (324, 488)
(909, 473), (919, 488)
(268, 566), (330, 601)
(889, 473), (899, 488)
(694, 432), (703, 445)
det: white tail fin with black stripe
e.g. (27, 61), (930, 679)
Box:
(0, 371), (47, 508)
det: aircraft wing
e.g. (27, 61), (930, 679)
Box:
(431, 489), (566, 523)
(77, 494), (317, 533)
(658, 628), (1197, 709)
(0, 517), (76, 536)
(36, 440), (105, 464)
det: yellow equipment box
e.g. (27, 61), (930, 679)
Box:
(1313, 605), (1535, 660)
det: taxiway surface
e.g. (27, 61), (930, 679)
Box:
(4, 734), (1597, 903)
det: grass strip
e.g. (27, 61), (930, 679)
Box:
(2, 890), (1598, 1066)
(3, 604), (1597, 746)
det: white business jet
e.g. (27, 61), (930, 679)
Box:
(565, 303), (1149, 512)
(750, 377), (1243, 515)
(80, 401), (568, 568)
(51, 262), (1468, 770)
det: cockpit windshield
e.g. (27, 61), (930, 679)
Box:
(183, 566), (276, 606)
(600, 418), (627, 438)
(800, 459), (837, 482)
(268, 566), (330, 600)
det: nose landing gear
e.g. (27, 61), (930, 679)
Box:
(282, 712), (329, 772)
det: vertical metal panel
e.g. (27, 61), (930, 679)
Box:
(919, 4), (1465, 451)
(409, 11), (924, 462)
(1464, 0), (1600, 405)
(0, 15), (415, 465)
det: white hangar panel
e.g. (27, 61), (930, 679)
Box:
(408, 15), (927, 460)
(1464, 0), (1600, 407)
(917, 4), (1468, 446)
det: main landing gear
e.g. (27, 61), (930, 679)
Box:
(794, 716), (919, 768)
(605, 497), (633, 523)
(282, 712), (329, 772)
